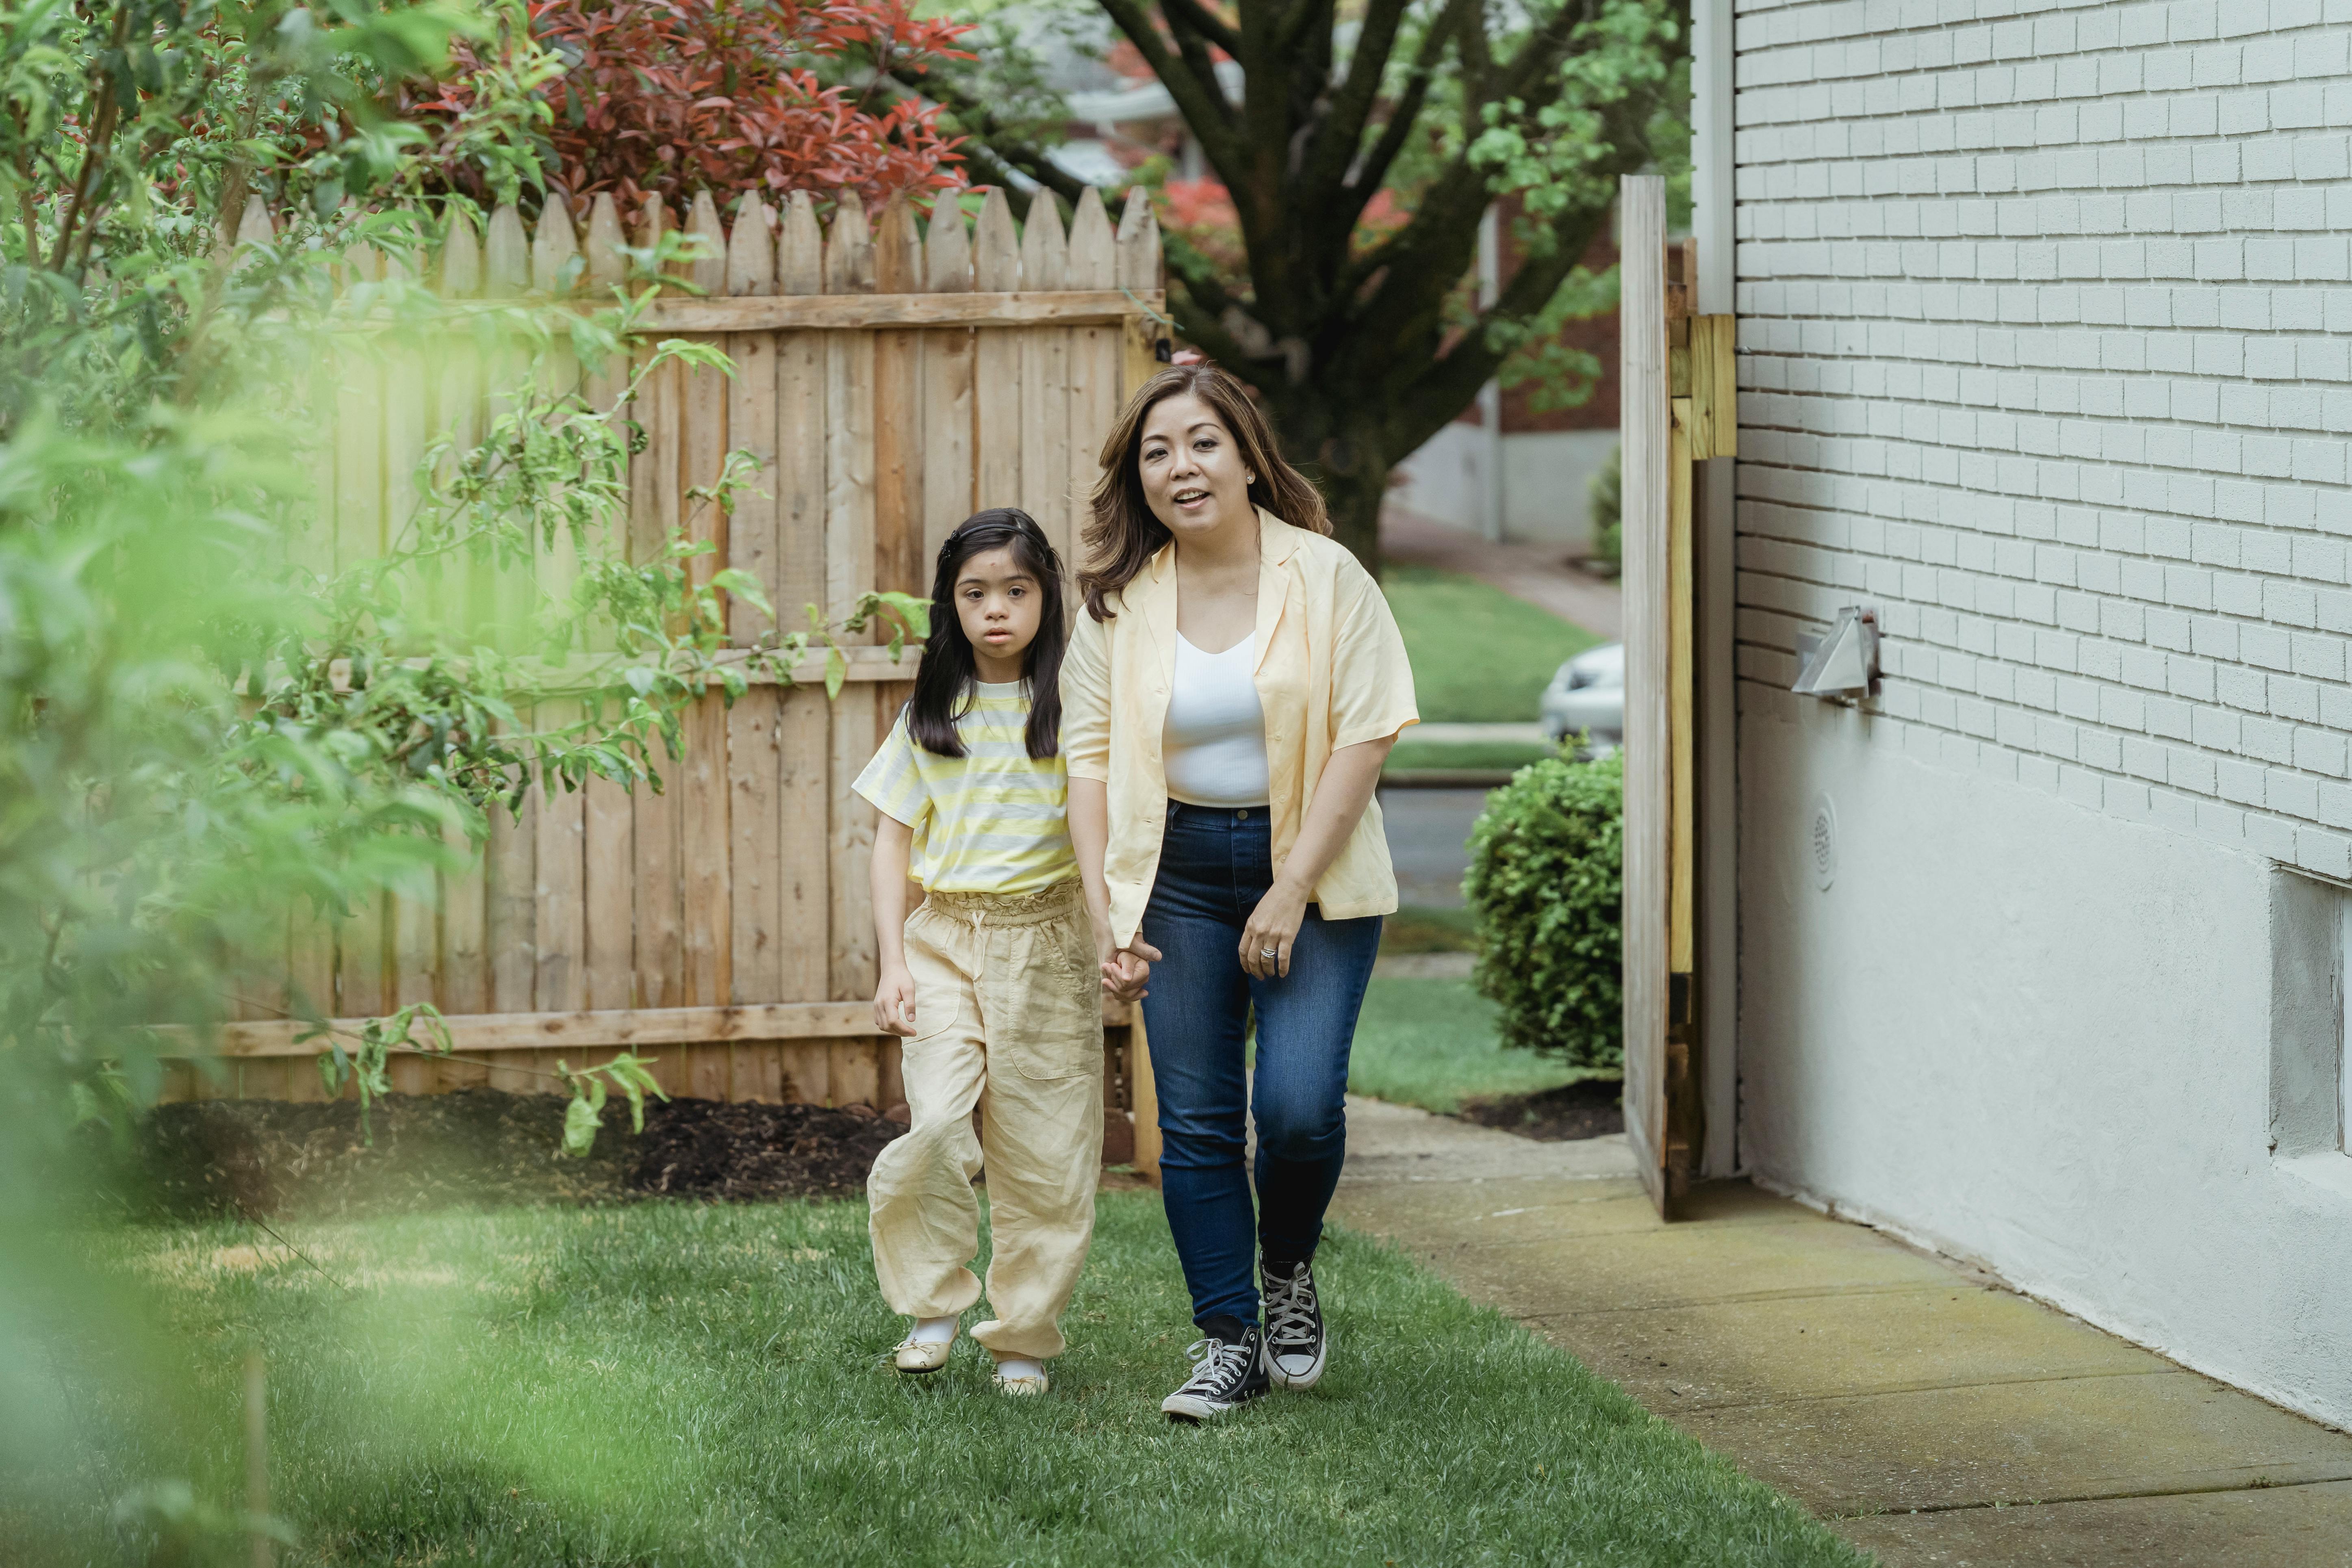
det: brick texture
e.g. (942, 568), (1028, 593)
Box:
(1734, 0), (2352, 875)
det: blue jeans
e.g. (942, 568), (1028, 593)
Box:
(1139, 801), (1383, 1332)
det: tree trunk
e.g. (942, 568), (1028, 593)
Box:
(1269, 392), (1392, 575)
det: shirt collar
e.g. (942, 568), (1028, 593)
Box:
(1146, 505), (1298, 582)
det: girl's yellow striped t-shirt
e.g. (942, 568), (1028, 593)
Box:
(852, 680), (1076, 894)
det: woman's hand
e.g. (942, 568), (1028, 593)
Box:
(1240, 879), (1311, 980)
(874, 963), (917, 1037)
(1100, 933), (1161, 1003)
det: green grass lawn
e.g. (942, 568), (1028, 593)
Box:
(1349, 976), (1591, 1115)
(1377, 902), (1482, 954)
(29, 1198), (1863, 1567)
(1383, 564), (1601, 724)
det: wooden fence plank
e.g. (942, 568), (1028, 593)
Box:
(972, 191), (1022, 510)
(534, 762), (587, 1015)
(633, 290), (1153, 332)
(1065, 188), (1120, 585)
(726, 197), (780, 645)
(675, 194), (734, 1099)
(873, 194), (926, 600)
(1019, 197), (1074, 570)
(922, 202), (976, 564)
(777, 687), (832, 1003)
(729, 686), (783, 1006)
(486, 742), (540, 1092)
(823, 199), (881, 1010)
(206, 1000), (879, 1056)
(775, 194), (827, 627)
(1116, 189), (1165, 400)
(681, 691), (733, 1019)
(329, 243), (391, 1075)
(1617, 174), (1672, 1217)
(625, 193), (685, 1093)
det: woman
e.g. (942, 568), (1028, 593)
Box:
(1062, 365), (1418, 1423)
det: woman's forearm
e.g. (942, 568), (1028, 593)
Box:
(1274, 735), (1397, 898)
(1068, 776), (1113, 927)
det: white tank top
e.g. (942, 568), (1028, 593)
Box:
(1163, 631), (1270, 808)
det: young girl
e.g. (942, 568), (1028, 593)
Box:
(855, 508), (1106, 1396)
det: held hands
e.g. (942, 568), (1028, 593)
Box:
(1099, 933), (1160, 1003)
(873, 963), (917, 1037)
(1240, 879), (1311, 980)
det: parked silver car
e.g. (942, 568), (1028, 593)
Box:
(1540, 642), (1624, 752)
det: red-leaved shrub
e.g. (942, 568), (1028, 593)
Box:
(416, 0), (976, 216)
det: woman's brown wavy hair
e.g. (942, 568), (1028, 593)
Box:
(1077, 364), (1330, 622)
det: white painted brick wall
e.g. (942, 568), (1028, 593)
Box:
(1733, 0), (2352, 878)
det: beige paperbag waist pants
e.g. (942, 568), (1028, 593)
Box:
(867, 881), (1104, 1361)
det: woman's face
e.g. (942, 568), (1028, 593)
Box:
(1137, 393), (1256, 543)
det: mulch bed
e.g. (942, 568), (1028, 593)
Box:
(128, 1090), (908, 1221)
(1458, 1078), (1625, 1143)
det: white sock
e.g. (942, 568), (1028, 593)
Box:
(994, 1355), (1044, 1381)
(910, 1315), (957, 1346)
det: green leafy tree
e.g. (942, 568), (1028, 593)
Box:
(912, 0), (1689, 565)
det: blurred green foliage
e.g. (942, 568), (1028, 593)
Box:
(1590, 441), (1623, 573)
(0, 0), (932, 1554)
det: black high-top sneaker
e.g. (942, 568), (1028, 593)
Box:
(1261, 1256), (1327, 1389)
(1159, 1325), (1269, 1423)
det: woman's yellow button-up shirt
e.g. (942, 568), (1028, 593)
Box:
(1061, 507), (1421, 948)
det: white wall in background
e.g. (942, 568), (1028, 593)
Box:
(1732, 0), (2352, 1424)
(1741, 690), (2352, 1428)
(1393, 425), (1620, 550)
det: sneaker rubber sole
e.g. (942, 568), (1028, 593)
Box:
(1161, 1384), (1265, 1423)
(1265, 1336), (1326, 1390)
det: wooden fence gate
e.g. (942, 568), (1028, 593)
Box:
(168, 184), (1170, 1166)
(1619, 174), (1736, 1218)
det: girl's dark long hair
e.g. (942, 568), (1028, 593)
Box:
(907, 509), (1067, 760)
(1078, 363), (1330, 622)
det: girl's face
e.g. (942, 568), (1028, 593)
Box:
(953, 544), (1043, 681)
(1137, 393), (1256, 543)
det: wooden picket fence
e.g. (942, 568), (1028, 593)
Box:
(169, 183), (1169, 1160)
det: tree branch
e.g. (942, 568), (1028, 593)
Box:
(1336, 0), (1468, 230)
(1338, 0), (1602, 300)
(1096, 0), (1242, 174)
(1161, 0), (1241, 60)
(1297, 0), (1411, 198)
(1381, 117), (1646, 458)
(1161, 5), (1233, 139)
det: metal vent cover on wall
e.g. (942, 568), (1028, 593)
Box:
(1811, 794), (1839, 891)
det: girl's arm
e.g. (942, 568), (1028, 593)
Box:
(1239, 732), (1398, 980)
(1071, 777), (1156, 1001)
(871, 814), (918, 1035)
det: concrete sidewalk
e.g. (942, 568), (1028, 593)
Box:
(1332, 1097), (2352, 1565)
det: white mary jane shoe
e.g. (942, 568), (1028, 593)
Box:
(892, 1336), (955, 1374)
(992, 1363), (1050, 1397)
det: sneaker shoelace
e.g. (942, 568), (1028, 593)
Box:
(1263, 1267), (1319, 1351)
(1178, 1336), (1255, 1396)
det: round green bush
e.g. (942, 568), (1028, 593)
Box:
(1463, 750), (1623, 1069)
